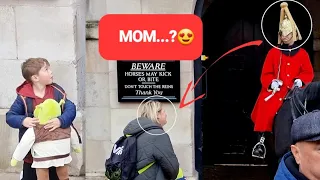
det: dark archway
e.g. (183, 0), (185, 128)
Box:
(202, 0), (274, 166)
(198, 0), (314, 179)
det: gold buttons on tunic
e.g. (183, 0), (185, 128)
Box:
(287, 63), (290, 65)
(287, 74), (290, 77)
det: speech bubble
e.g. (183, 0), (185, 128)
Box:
(99, 14), (203, 61)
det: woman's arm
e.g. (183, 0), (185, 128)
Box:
(153, 134), (179, 180)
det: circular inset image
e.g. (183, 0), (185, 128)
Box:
(136, 95), (178, 136)
(261, 0), (312, 51)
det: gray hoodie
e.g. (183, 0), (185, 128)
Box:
(123, 117), (179, 180)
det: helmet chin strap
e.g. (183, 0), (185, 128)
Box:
(283, 38), (293, 45)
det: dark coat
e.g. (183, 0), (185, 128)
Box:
(274, 81), (320, 158)
(123, 117), (179, 180)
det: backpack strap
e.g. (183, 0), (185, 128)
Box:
(51, 83), (82, 144)
(20, 95), (34, 117)
(51, 83), (66, 111)
(73, 125), (82, 144)
(138, 162), (155, 174)
(20, 95), (28, 116)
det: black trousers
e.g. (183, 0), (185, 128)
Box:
(22, 162), (59, 180)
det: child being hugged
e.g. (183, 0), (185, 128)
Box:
(6, 58), (81, 180)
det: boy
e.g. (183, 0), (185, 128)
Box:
(6, 58), (77, 180)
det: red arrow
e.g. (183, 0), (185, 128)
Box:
(179, 40), (263, 108)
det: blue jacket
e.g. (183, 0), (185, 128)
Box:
(274, 152), (308, 180)
(6, 81), (77, 142)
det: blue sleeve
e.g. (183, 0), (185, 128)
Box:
(6, 95), (26, 129)
(58, 98), (76, 128)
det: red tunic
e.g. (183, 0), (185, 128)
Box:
(251, 47), (314, 132)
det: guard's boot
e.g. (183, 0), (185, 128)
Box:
(252, 134), (266, 159)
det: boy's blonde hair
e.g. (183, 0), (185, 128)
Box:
(21, 58), (50, 82)
(140, 100), (162, 124)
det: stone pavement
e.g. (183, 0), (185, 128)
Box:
(0, 173), (105, 180)
(0, 173), (197, 180)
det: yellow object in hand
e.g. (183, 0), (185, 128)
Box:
(10, 158), (18, 167)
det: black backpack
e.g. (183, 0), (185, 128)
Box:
(105, 126), (161, 180)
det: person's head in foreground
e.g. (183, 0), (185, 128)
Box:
(140, 100), (167, 127)
(278, 2), (302, 46)
(21, 57), (53, 86)
(274, 110), (320, 180)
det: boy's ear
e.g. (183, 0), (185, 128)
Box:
(31, 74), (39, 82)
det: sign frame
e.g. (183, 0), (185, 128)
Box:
(117, 60), (181, 102)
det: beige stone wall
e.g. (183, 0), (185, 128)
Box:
(304, 0), (320, 80)
(85, 0), (198, 178)
(0, 0), (86, 175)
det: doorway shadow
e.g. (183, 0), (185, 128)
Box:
(201, 0), (314, 167)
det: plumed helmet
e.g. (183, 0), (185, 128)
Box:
(278, 2), (302, 44)
(280, 15), (293, 37)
